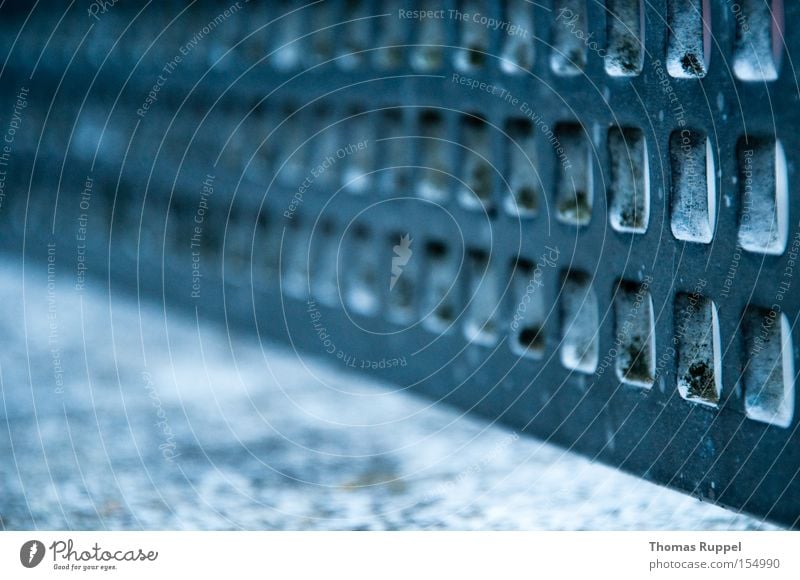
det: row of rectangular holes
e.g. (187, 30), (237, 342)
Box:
(210, 0), (784, 82)
(669, 131), (788, 253)
(528, 125), (786, 255)
(496, 122), (786, 255)
(280, 219), (795, 428)
(21, 102), (789, 259)
(552, 0), (782, 81)
(549, 272), (793, 430)
(47, 121), (786, 268)
(4, 0), (782, 84)
(270, 105), (788, 255)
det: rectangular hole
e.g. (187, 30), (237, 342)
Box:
(5, 170), (31, 234)
(337, 0), (371, 70)
(112, 181), (135, 228)
(306, 0), (336, 65)
(310, 220), (339, 306)
(504, 118), (539, 216)
(669, 129), (715, 243)
(387, 231), (416, 323)
(277, 103), (306, 186)
(614, 280), (655, 388)
(91, 180), (113, 243)
(608, 126), (649, 233)
(379, 109), (411, 193)
(733, 0), (783, 81)
(417, 110), (449, 202)
(344, 225), (379, 316)
(411, 0), (445, 71)
(375, 1), (406, 69)
(188, 8), (237, 57)
(737, 136), (788, 255)
(341, 108), (373, 194)
(203, 216), (222, 267)
(459, 114), (493, 210)
(314, 106), (341, 187)
(140, 201), (165, 260)
(559, 270), (599, 374)
(236, 9), (267, 64)
(463, 249), (499, 346)
(605, 0), (644, 76)
(422, 241), (459, 332)
(255, 211), (279, 282)
(666, 0), (710, 78)
(167, 197), (190, 255)
(674, 292), (721, 406)
(219, 101), (249, 174)
(510, 258), (547, 359)
(272, 0), (303, 71)
(225, 206), (253, 282)
(173, 181), (219, 268)
(501, 0), (535, 74)
(282, 216), (309, 299)
(742, 307), (795, 428)
(551, 0), (588, 76)
(555, 123), (593, 226)
(250, 106), (273, 181)
(455, 0), (489, 71)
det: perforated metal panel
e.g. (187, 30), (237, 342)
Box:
(0, 0), (798, 527)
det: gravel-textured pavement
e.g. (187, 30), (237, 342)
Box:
(0, 263), (778, 530)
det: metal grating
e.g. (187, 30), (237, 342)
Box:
(0, 0), (798, 527)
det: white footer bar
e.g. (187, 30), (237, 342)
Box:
(1, 531), (797, 579)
